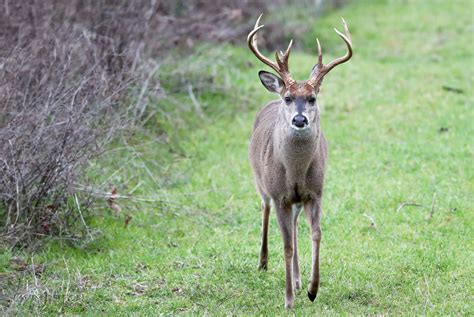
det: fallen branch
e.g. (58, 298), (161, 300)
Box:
(73, 185), (181, 208)
(396, 192), (437, 218)
(362, 213), (377, 228)
(396, 202), (428, 213)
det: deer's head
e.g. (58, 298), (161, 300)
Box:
(248, 14), (353, 133)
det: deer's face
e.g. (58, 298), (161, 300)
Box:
(259, 71), (320, 132)
(248, 14), (352, 136)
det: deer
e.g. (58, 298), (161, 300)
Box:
(247, 14), (353, 309)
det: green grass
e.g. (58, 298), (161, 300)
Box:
(3, 0), (473, 315)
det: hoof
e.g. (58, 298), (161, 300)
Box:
(308, 291), (317, 302)
(258, 263), (267, 271)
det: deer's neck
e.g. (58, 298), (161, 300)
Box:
(274, 122), (320, 180)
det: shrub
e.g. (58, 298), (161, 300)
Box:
(0, 1), (157, 245)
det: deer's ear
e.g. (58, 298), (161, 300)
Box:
(259, 71), (284, 94)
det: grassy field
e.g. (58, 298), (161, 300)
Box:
(2, 0), (473, 315)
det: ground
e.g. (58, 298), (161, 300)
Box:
(2, 0), (473, 315)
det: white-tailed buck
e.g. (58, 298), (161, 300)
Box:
(247, 14), (353, 309)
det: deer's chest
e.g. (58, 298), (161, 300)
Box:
(287, 181), (310, 203)
(281, 164), (312, 202)
(284, 161), (323, 203)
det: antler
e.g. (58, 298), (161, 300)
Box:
(309, 18), (353, 87)
(247, 14), (295, 86)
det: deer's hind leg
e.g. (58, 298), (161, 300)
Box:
(275, 202), (295, 309)
(258, 194), (271, 271)
(304, 197), (322, 302)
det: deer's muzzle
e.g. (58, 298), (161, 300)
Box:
(291, 114), (309, 129)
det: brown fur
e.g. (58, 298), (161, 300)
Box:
(247, 15), (352, 309)
(286, 82), (315, 95)
(249, 84), (327, 308)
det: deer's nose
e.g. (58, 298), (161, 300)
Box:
(292, 115), (308, 128)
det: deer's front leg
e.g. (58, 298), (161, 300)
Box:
(292, 204), (303, 290)
(275, 202), (295, 309)
(304, 197), (322, 302)
(258, 198), (271, 270)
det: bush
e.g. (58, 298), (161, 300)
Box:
(0, 1), (183, 245)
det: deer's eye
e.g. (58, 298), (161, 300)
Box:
(308, 97), (316, 103)
(284, 96), (292, 103)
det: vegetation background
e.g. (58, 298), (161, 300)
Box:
(1, 0), (472, 315)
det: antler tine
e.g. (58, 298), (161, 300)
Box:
(322, 18), (353, 73)
(316, 38), (323, 68)
(283, 39), (293, 64)
(254, 13), (263, 29)
(341, 17), (352, 43)
(309, 17), (353, 86)
(247, 14), (295, 84)
(276, 39), (293, 72)
(283, 39), (293, 58)
(247, 14), (282, 76)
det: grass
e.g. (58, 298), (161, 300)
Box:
(2, 0), (473, 315)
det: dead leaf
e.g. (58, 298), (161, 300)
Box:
(171, 287), (183, 295)
(135, 262), (150, 272)
(28, 263), (44, 276)
(438, 127), (449, 133)
(167, 241), (178, 248)
(442, 85), (464, 94)
(124, 214), (132, 228)
(173, 261), (185, 269)
(107, 187), (121, 214)
(128, 282), (148, 296)
(77, 275), (90, 290)
(9, 257), (27, 271)
(112, 294), (122, 304)
(134, 283), (148, 293)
